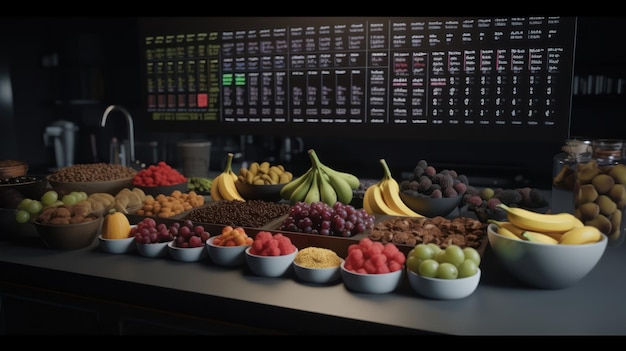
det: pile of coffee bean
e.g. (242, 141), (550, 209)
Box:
(183, 200), (290, 228)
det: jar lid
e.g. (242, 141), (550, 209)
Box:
(592, 139), (624, 161)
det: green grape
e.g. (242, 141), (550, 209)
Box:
(463, 247), (481, 266)
(411, 244), (435, 261)
(458, 259), (478, 278)
(436, 262), (458, 279)
(441, 245), (465, 266)
(426, 243), (442, 256)
(15, 209), (31, 224)
(18, 198), (33, 210)
(25, 200), (42, 215)
(62, 194), (78, 206)
(406, 255), (423, 273)
(41, 190), (58, 206)
(70, 191), (87, 202)
(418, 259), (439, 278)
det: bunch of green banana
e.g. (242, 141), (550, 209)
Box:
(187, 177), (213, 194)
(210, 153), (245, 202)
(492, 205), (604, 245)
(363, 159), (423, 217)
(279, 149), (360, 206)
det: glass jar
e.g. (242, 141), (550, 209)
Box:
(551, 137), (592, 214)
(573, 139), (626, 246)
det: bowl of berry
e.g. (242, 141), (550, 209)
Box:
(206, 226), (254, 267)
(167, 220), (210, 262)
(245, 231), (298, 277)
(340, 238), (405, 294)
(133, 217), (175, 258)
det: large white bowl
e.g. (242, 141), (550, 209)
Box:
(136, 240), (171, 258)
(407, 268), (481, 300)
(340, 261), (403, 294)
(206, 236), (251, 267)
(487, 223), (608, 289)
(245, 247), (298, 278)
(168, 241), (207, 262)
(293, 258), (344, 284)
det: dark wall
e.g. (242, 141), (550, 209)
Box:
(1, 17), (624, 189)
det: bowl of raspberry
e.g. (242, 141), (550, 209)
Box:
(245, 231), (298, 277)
(340, 238), (405, 294)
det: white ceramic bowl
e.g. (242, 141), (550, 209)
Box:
(407, 268), (481, 300)
(167, 241), (207, 262)
(98, 224), (137, 254)
(340, 261), (403, 294)
(293, 259), (343, 284)
(245, 247), (298, 278)
(487, 223), (608, 289)
(98, 235), (136, 254)
(206, 236), (251, 267)
(136, 240), (171, 258)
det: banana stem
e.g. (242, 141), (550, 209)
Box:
(379, 158), (393, 181)
(308, 149), (322, 170)
(224, 152), (234, 173)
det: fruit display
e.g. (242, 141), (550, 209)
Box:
(399, 159), (469, 199)
(15, 189), (88, 223)
(279, 201), (375, 237)
(210, 153), (244, 201)
(573, 160), (626, 242)
(406, 243), (481, 279)
(132, 161), (186, 187)
(494, 204), (603, 245)
(362, 159), (423, 217)
(462, 186), (549, 222)
(134, 190), (204, 218)
(249, 231), (296, 256)
(280, 149), (359, 206)
(101, 211), (132, 239)
(187, 177), (213, 194)
(343, 238), (405, 274)
(237, 162), (293, 185)
(211, 226), (253, 247)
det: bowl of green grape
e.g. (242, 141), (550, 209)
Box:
(405, 243), (481, 300)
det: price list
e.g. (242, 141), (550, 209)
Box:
(141, 16), (575, 137)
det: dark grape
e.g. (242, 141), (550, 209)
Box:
(279, 201), (375, 237)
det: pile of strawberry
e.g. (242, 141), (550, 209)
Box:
(344, 238), (405, 274)
(249, 231), (296, 256)
(132, 161), (187, 187)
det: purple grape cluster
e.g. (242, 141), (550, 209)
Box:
(279, 201), (376, 237)
(132, 218), (210, 247)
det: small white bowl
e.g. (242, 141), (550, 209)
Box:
(98, 235), (136, 254)
(98, 224), (137, 254)
(206, 236), (251, 267)
(340, 261), (403, 294)
(168, 241), (207, 262)
(245, 247), (298, 278)
(293, 259), (343, 284)
(407, 268), (481, 300)
(136, 240), (171, 258)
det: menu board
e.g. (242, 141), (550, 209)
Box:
(138, 17), (577, 142)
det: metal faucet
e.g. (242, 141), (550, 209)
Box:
(100, 105), (135, 166)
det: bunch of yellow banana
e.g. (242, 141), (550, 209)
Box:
(210, 153), (245, 202)
(491, 204), (604, 245)
(279, 149), (359, 206)
(362, 159), (423, 217)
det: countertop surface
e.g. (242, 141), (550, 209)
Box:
(1, 209), (626, 335)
